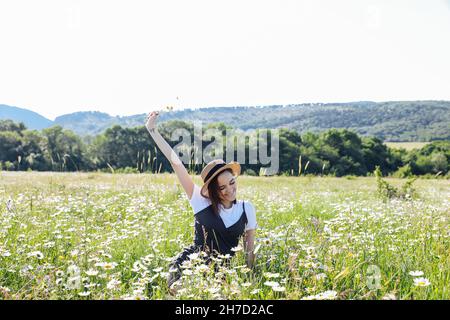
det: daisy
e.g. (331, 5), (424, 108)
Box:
(27, 251), (44, 259)
(85, 269), (99, 276)
(182, 269), (193, 276)
(107, 279), (121, 290)
(320, 290), (338, 299)
(67, 276), (81, 290)
(272, 286), (286, 292)
(230, 245), (243, 252)
(263, 272), (281, 279)
(408, 270), (424, 277)
(413, 277), (431, 287)
(264, 281), (280, 287)
(78, 291), (91, 297)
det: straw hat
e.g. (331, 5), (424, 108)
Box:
(200, 159), (241, 197)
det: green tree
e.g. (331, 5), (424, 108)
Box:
(42, 125), (89, 171)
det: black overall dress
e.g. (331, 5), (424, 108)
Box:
(168, 201), (248, 285)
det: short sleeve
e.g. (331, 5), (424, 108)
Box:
(189, 184), (211, 214)
(244, 201), (258, 231)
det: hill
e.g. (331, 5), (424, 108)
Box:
(53, 101), (450, 141)
(0, 104), (53, 130)
(1, 101), (449, 141)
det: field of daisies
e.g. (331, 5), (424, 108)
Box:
(0, 172), (448, 300)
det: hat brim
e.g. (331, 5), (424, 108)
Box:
(200, 162), (241, 198)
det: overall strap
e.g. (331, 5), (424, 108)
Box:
(242, 201), (248, 224)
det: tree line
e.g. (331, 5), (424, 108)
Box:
(0, 119), (449, 177)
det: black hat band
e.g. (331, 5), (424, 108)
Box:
(204, 163), (227, 182)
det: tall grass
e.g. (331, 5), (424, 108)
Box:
(0, 172), (448, 299)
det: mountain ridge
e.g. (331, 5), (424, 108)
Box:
(1, 101), (449, 141)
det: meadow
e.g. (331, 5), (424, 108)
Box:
(0, 172), (448, 300)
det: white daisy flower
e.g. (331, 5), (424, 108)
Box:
(413, 277), (431, 287)
(272, 286), (286, 292)
(78, 291), (91, 297)
(85, 269), (99, 276)
(408, 270), (424, 277)
(263, 281), (280, 287)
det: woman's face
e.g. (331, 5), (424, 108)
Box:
(216, 170), (237, 203)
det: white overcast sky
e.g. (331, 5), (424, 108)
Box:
(1, 0), (450, 120)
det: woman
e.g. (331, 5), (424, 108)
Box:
(145, 111), (257, 294)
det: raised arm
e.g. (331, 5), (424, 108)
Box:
(145, 111), (195, 199)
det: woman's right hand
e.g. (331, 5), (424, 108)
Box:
(145, 111), (159, 133)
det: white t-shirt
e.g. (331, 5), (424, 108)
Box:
(189, 184), (258, 231)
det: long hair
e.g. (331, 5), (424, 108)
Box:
(207, 168), (237, 215)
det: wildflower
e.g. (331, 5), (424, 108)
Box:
(27, 251), (44, 259)
(195, 264), (210, 273)
(409, 270), (424, 277)
(107, 279), (121, 290)
(272, 286), (286, 292)
(20, 265), (33, 273)
(208, 287), (220, 294)
(56, 270), (65, 277)
(182, 269), (193, 276)
(304, 287), (316, 294)
(101, 252), (112, 259)
(242, 282), (252, 287)
(85, 269), (99, 276)
(95, 262), (117, 271)
(264, 281), (280, 287)
(43, 241), (55, 248)
(382, 293), (397, 300)
(413, 277), (431, 287)
(122, 294), (145, 300)
(78, 291), (91, 297)
(314, 273), (327, 281)
(250, 289), (260, 295)
(153, 267), (163, 273)
(2, 251), (11, 257)
(0, 286), (10, 293)
(67, 265), (80, 276)
(231, 245), (243, 252)
(302, 290), (337, 300)
(263, 272), (281, 279)
(103, 262), (116, 270)
(239, 267), (251, 274)
(188, 252), (200, 261)
(132, 261), (145, 272)
(67, 276), (81, 290)
(319, 290), (338, 299)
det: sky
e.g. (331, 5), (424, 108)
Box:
(1, 0), (449, 120)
